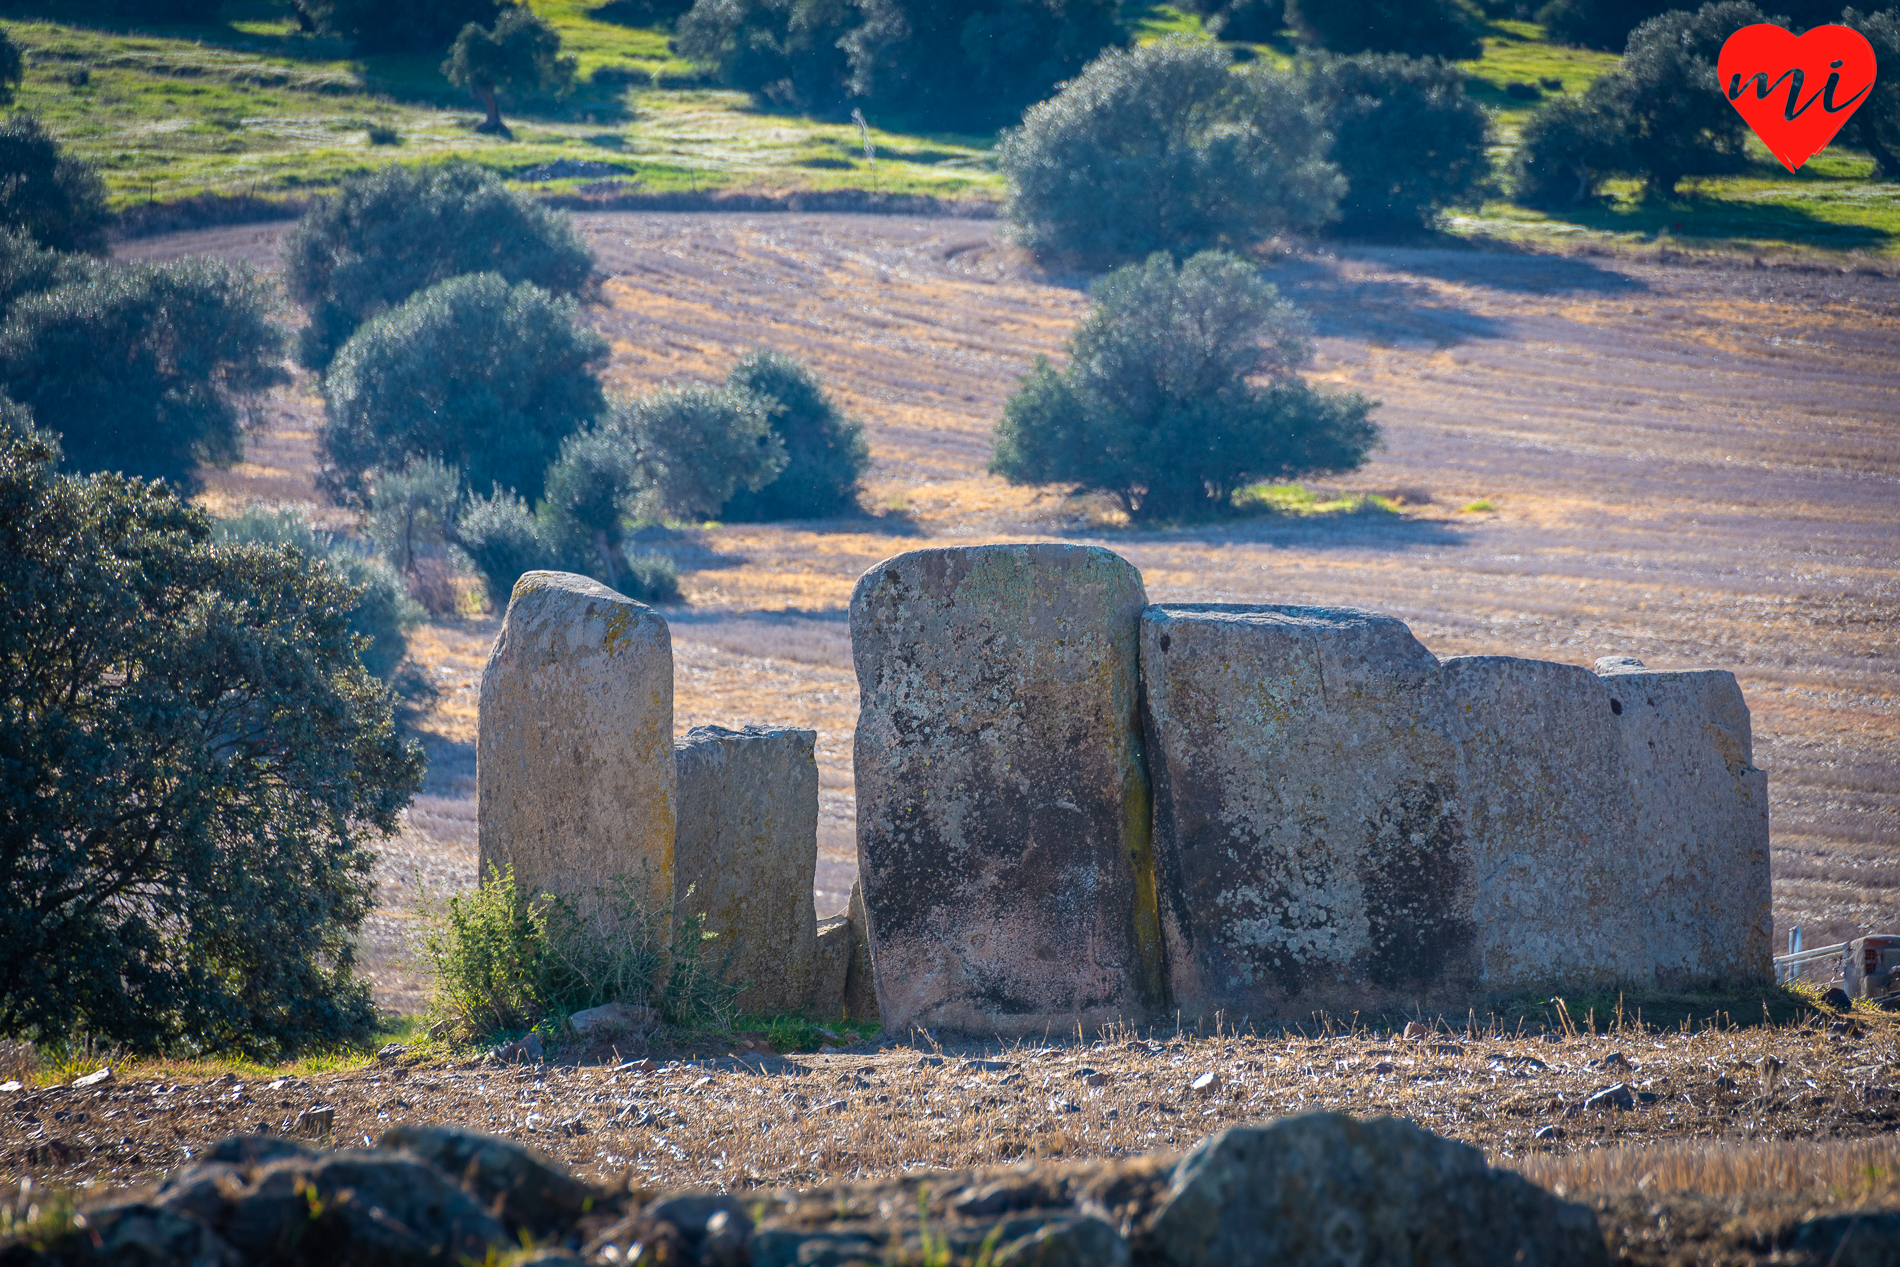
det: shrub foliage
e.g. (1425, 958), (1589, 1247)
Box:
(0, 436), (423, 1056)
(1307, 53), (1491, 231)
(611, 383), (786, 523)
(1286, 0), (1481, 59)
(1000, 37), (1341, 267)
(0, 115), (110, 254)
(991, 251), (1379, 522)
(1845, 8), (1900, 179)
(675, 0), (1127, 127)
(719, 349), (867, 521)
(283, 161), (594, 371)
(320, 272), (609, 504)
(0, 256), (288, 489)
(211, 507), (424, 680)
(301, 0), (503, 54)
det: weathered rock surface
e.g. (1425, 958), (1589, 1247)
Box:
(1142, 604), (1772, 1020)
(673, 724), (820, 1014)
(851, 544), (1163, 1035)
(1148, 1113), (1608, 1267)
(809, 914), (851, 1016)
(842, 880), (878, 1023)
(478, 571), (675, 915)
(1140, 605), (1473, 1019)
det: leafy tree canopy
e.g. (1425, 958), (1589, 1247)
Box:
(282, 159), (594, 371)
(0, 28), (23, 106)
(1845, 8), (1900, 179)
(675, 0), (1128, 128)
(1286, 0), (1481, 59)
(0, 256), (289, 489)
(610, 382), (785, 523)
(0, 435), (423, 1056)
(442, 5), (577, 136)
(302, 0), (503, 55)
(0, 114), (111, 254)
(999, 37), (1341, 267)
(990, 251), (1380, 522)
(1177, 0), (1287, 41)
(320, 272), (609, 505)
(718, 349), (867, 521)
(1306, 52), (1492, 231)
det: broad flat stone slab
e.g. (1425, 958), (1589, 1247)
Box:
(479, 571), (674, 914)
(1140, 605), (1474, 1019)
(674, 724), (820, 1015)
(852, 544), (1162, 1035)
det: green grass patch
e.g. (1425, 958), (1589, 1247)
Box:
(1490, 982), (1853, 1038)
(1231, 482), (1400, 518)
(1461, 498), (1497, 513)
(731, 1014), (883, 1054)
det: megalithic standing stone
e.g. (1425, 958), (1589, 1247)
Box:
(479, 571), (675, 915)
(851, 544), (1164, 1035)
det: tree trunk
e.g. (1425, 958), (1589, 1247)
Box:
(1855, 114), (1900, 181)
(473, 85), (511, 138)
(594, 528), (620, 593)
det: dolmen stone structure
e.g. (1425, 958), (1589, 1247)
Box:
(851, 544), (1165, 1035)
(479, 573), (870, 1017)
(851, 547), (1771, 1034)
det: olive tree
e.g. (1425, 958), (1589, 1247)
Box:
(320, 272), (608, 504)
(1306, 53), (1492, 231)
(1286, 0), (1479, 58)
(1845, 8), (1900, 178)
(0, 256), (289, 489)
(298, 0), (503, 54)
(282, 161), (594, 371)
(990, 251), (1379, 522)
(1000, 37), (1341, 267)
(610, 383), (785, 523)
(0, 115), (110, 254)
(1599, 2), (1767, 197)
(442, 5), (577, 136)
(0, 435), (424, 1056)
(719, 349), (867, 521)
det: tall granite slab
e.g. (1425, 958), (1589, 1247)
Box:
(1139, 605), (1475, 1019)
(674, 725), (820, 1014)
(851, 544), (1163, 1035)
(479, 571), (674, 915)
(1593, 657), (1772, 984)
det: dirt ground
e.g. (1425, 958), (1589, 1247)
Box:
(119, 212), (1900, 1019)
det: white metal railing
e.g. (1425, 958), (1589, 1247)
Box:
(1773, 926), (1850, 985)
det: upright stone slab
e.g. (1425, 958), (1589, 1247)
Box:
(673, 725), (821, 1015)
(852, 544), (1162, 1035)
(1593, 657), (1772, 985)
(1140, 605), (1475, 1020)
(1439, 655), (1653, 991)
(479, 571), (674, 914)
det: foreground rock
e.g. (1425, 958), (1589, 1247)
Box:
(479, 571), (676, 914)
(1141, 604), (1772, 1020)
(673, 724), (821, 1015)
(850, 544), (1163, 1035)
(9, 1113), (1611, 1266)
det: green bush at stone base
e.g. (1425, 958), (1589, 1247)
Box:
(0, 434), (423, 1059)
(419, 864), (740, 1045)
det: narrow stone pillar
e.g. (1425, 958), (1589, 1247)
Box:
(673, 724), (820, 1015)
(852, 544), (1162, 1035)
(478, 571), (675, 915)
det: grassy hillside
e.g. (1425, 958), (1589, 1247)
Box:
(5, 0), (1896, 254)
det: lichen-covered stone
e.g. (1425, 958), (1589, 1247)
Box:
(1141, 607), (1772, 1021)
(478, 571), (674, 915)
(852, 544), (1162, 1035)
(809, 914), (852, 1016)
(1147, 1112), (1608, 1267)
(1140, 605), (1474, 1019)
(1593, 658), (1772, 984)
(673, 724), (820, 1014)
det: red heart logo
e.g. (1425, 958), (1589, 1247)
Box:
(1719, 23), (1878, 172)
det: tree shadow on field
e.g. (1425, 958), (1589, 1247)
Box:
(1266, 257), (1512, 346)
(1347, 245), (1653, 297)
(1074, 509), (1472, 552)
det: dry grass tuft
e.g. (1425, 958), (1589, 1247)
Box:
(1515, 1136), (1900, 1202)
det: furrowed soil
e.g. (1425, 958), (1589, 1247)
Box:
(50, 214), (1897, 1254)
